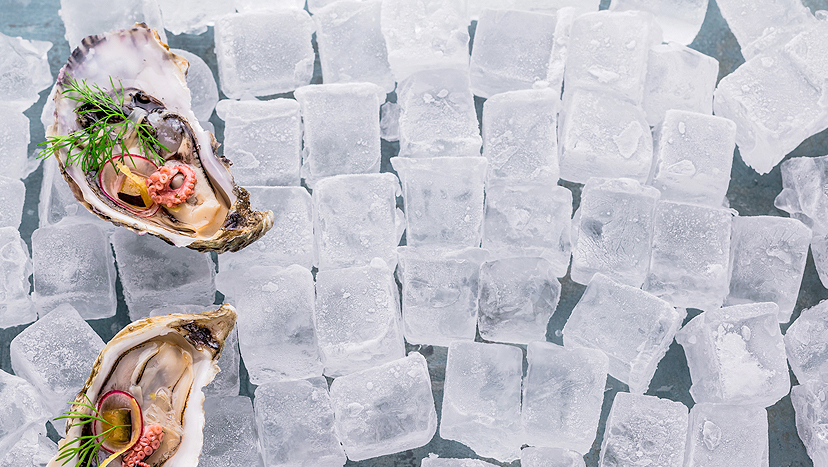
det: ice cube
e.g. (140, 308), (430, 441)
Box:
(170, 49), (219, 122)
(684, 403), (768, 467)
(726, 216), (811, 323)
(558, 90), (654, 184)
(31, 221), (117, 320)
(294, 83), (385, 186)
(10, 303), (104, 418)
(784, 300), (828, 385)
(774, 155), (828, 232)
(0, 176), (25, 229)
(0, 370), (52, 441)
(0, 32), (52, 109)
(610, 0), (708, 45)
(651, 110), (737, 207)
(0, 227), (34, 329)
(38, 157), (108, 229)
(314, 260), (405, 377)
(478, 257), (561, 345)
(0, 422), (57, 467)
(643, 43), (719, 127)
(571, 178), (660, 287)
(521, 447), (585, 467)
(329, 353), (437, 461)
(599, 393), (688, 467)
(783, 20), (828, 92)
(441, 341), (523, 462)
(513, 0), (599, 14)
(0, 104), (31, 180)
(522, 342), (608, 453)
(59, 0), (166, 49)
(421, 457), (499, 466)
(396, 246), (488, 346)
(483, 184), (572, 277)
(676, 302), (790, 407)
(111, 229), (216, 322)
(380, 102), (401, 141)
(563, 273), (685, 394)
(546, 8), (577, 97)
(482, 88), (561, 185)
(158, 0), (234, 34)
(215, 98), (302, 187)
(313, 0), (395, 93)
(812, 233), (828, 289)
(214, 9), (314, 98)
(201, 396), (264, 467)
(203, 326), (240, 397)
(790, 381), (828, 466)
(396, 69), (482, 158)
(645, 201), (732, 310)
(716, 0), (815, 59)
(236, 0), (305, 11)
(392, 157), (487, 248)
(312, 173), (403, 270)
(469, 9), (559, 98)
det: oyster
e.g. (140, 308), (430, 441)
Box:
(48, 305), (237, 467)
(45, 24), (273, 253)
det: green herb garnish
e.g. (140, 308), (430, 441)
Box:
(53, 395), (130, 467)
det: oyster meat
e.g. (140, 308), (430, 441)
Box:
(48, 305), (237, 466)
(45, 24), (273, 253)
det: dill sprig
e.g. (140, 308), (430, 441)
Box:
(39, 75), (166, 173)
(54, 395), (131, 467)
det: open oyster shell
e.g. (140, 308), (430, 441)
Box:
(48, 305), (237, 467)
(45, 24), (273, 253)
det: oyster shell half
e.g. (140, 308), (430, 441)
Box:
(48, 305), (237, 467)
(45, 24), (273, 253)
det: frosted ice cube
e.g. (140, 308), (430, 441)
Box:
(215, 99), (302, 187)
(644, 43), (719, 127)
(294, 83), (385, 186)
(236, 0), (305, 11)
(791, 381), (828, 466)
(0, 227), (34, 329)
(546, 8), (577, 97)
(571, 178), (660, 287)
(0, 32), (52, 109)
(483, 184), (572, 277)
(59, 0), (166, 49)
(513, 0), (599, 13)
(676, 302), (790, 407)
(218, 186), (313, 271)
(774, 155), (828, 232)
(32, 221), (117, 320)
(684, 403), (768, 467)
(469, 9), (559, 98)
(0, 370), (51, 441)
(0, 422), (57, 467)
(10, 304), (104, 418)
(813, 233), (828, 289)
(229, 265), (322, 384)
(482, 88), (561, 184)
(396, 246), (488, 346)
(380, 0), (470, 81)
(0, 104), (31, 180)
(38, 157), (108, 229)
(204, 326), (240, 397)
(521, 447), (585, 467)
(0, 176), (24, 228)
(158, 0), (234, 34)
(563, 10), (662, 104)
(214, 9), (314, 98)
(726, 216), (811, 323)
(329, 353), (437, 461)
(314, 0), (395, 93)
(111, 229), (216, 322)
(645, 201), (732, 310)
(312, 173), (403, 270)
(380, 102), (401, 141)
(563, 273), (685, 394)
(441, 341), (523, 462)
(784, 300), (828, 385)
(522, 342), (608, 453)
(421, 458), (499, 467)
(314, 260), (405, 377)
(392, 157), (487, 248)
(558, 90), (654, 184)
(716, 0), (815, 59)
(171, 49), (219, 122)
(610, 0), (707, 45)
(397, 69), (482, 158)
(783, 20), (828, 92)
(599, 393), (688, 467)
(201, 396), (264, 467)
(651, 110), (736, 207)
(478, 257), (561, 345)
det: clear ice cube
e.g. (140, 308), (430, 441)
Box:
(791, 381), (828, 466)
(201, 396), (264, 467)
(0, 104), (31, 180)
(0, 227), (34, 329)
(0, 176), (25, 229)
(774, 154), (828, 233)
(784, 300), (828, 385)
(684, 403), (768, 467)
(0, 32), (52, 109)
(521, 447), (586, 467)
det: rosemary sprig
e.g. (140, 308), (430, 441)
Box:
(39, 75), (166, 173)
(54, 395), (130, 467)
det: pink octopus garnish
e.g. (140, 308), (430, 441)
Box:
(146, 164), (196, 207)
(121, 424), (165, 467)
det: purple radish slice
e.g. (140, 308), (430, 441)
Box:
(93, 390), (143, 454)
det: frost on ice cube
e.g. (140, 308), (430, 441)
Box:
(599, 393), (688, 467)
(791, 381), (828, 466)
(684, 403), (768, 467)
(396, 246), (487, 346)
(563, 273), (684, 394)
(157, 0), (233, 35)
(610, 0), (708, 45)
(312, 173), (403, 270)
(329, 353), (437, 461)
(0, 370), (52, 440)
(716, 0), (815, 60)
(558, 90), (653, 184)
(571, 178), (659, 287)
(314, 260), (405, 377)
(201, 396), (264, 467)
(676, 303), (790, 407)
(255, 378), (346, 467)
(0, 176), (25, 229)
(482, 88), (561, 185)
(726, 216), (811, 323)
(392, 157), (487, 248)
(216, 99), (302, 187)
(0, 32), (52, 110)
(32, 221), (117, 320)
(478, 257), (561, 345)
(0, 422), (57, 467)
(785, 300), (828, 385)
(171, 49), (219, 122)
(0, 105), (31, 180)
(294, 83), (385, 186)
(397, 69), (482, 158)
(651, 110), (736, 207)
(469, 9), (559, 98)
(441, 341), (523, 462)
(522, 342), (608, 454)
(0, 227), (34, 329)
(214, 9), (314, 98)
(314, 0), (395, 93)
(645, 201), (732, 310)
(59, 0), (166, 49)
(521, 447), (585, 467)
(774, 155), (828, 233)
(783, 20), (828, 94)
